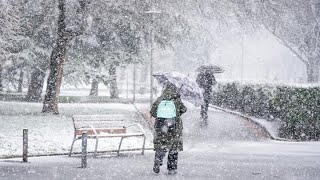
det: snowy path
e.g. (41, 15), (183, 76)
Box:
(1, 101), (320, 179)
(183, 107), (268, 149)
(1, 141), (320, 180)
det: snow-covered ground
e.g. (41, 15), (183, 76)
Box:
(59, 88), (151, 99)
(1, 137), (320, 180)
(1, 100), (320, 179)
(209, 104), (282, 140)
(0, 101), (153, 157)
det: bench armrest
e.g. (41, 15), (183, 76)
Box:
(89, 125), (98, 136)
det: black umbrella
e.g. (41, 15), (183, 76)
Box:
(196, 64), (224, 73)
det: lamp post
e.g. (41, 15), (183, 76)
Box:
(241, 30), (245, 81)
(146, 9), (161, 108)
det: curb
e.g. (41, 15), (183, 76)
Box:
(209, 105), (288, 141)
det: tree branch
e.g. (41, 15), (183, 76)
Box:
(263, 24), (309, 64)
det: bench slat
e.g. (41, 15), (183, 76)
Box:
(73, 115), (125, 121)
(87, 133), (144, 138)
(75, 128), (126, 136)
(74, 123), (125, 129)
(73, 115), (127, 131)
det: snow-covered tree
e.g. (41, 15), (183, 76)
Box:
(257, 0), (320, 83)
(0, 0), (57, 98)
(64, 34), (105, 96)
(0, 0), (19, 92)
(63, 0), (187, 98)
(229, 0), (320, 83)
(19, 0), (57, 101)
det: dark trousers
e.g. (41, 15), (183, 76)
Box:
(200, 94), (210, 121)
(154, 149), (178, 170)
(200, 91), (211, 126)
(200, 101), (209, 120)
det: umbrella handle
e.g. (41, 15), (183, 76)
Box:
(178, 84), (183, 92)
(178, 74), (189, 92)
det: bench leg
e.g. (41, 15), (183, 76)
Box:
(118, 137), (124, 156)
(94, 137), (99, 158)
(141, 135), (146, 155)
(69, 136), (77, 156)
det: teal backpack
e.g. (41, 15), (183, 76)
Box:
(156, 100), (177, 119)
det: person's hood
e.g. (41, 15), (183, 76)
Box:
(161, 84), (180, 100)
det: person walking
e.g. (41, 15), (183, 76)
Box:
(150, 83), (187, 174)
(196, 69), (216, 126)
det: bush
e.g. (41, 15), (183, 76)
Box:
(211, 82), (320, 141)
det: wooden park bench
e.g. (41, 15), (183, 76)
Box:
(69, 114), (146, 157)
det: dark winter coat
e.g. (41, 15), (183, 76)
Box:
(196, 71), (216, 101)
(196, 71), (216, 93)
(150, 84), (187, 151)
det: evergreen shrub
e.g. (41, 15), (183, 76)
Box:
(211, 82), (320, 140)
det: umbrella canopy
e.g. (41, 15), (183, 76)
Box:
(196, 64), (224, 73)
(153, 71), (203, 107)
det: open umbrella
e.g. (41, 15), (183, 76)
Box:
(196, 64), (224, 73)
(153, 71), (203, 107)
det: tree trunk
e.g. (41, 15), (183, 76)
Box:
(42, 45), (66, 114)
(42, 0), (68, 114)
(89, 78), (99, 96)
(26, 69), (45, 102)
(18, 70), (24, 93)
(109, 64), (119, 99)
(42, 0), (89, 114)
(0, 65), (3, 92)
(306, 60), (320, 83)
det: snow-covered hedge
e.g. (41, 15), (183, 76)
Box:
(211, 82), (320, 141)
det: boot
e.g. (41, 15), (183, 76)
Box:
(153, 160), (162, 174)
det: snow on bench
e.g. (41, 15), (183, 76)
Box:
(69, 114), (146, 157)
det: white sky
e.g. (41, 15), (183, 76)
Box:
(211, 28), (306, 83)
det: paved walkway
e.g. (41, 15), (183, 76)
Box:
(1, 105), (320, 179)
(1, 140), (320, 180)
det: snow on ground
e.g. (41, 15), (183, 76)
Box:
(209, 104), (281, 140)
(0, 140), (320, 180)
(250, 117), (281, 139)
(1, 100), (320, 179)
(60, 88), (151, 99)
(0, 101), (153, 157)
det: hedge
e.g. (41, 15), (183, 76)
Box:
(211, 82), (320, 141)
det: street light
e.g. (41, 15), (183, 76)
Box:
(241, 30), (245, 81)
(146, 9), (161, 109)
